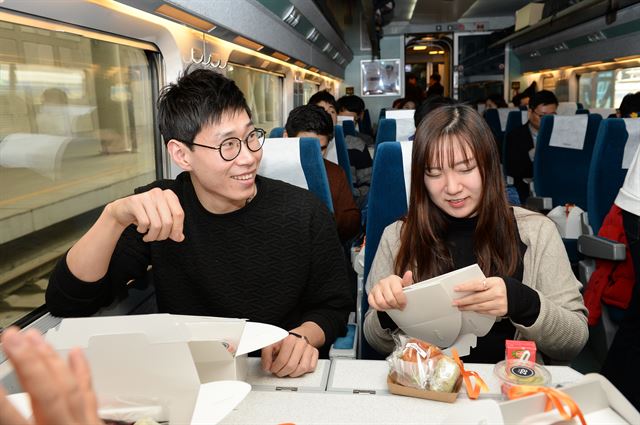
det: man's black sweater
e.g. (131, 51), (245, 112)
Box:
(46, 174), (353, 350)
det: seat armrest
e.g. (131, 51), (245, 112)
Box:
(329, 323), (357, 359)
(577, 235), (626, 261)
(526, 196), (553, 211)
(578, 258), (595, 287)
(580, 211), (593, 236)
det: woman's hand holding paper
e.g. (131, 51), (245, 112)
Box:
(368, 271), (414, 311)
(452, 276), (507, 316)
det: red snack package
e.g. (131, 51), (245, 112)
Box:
(505, 340), (537, 363)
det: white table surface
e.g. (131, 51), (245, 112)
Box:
(222, 358), (586, 424)
(327, 359), (584, 399)
(220, 389), (476, 424)
(245, 357), (331, 392)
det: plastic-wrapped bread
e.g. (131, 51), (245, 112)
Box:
(430, 356), (461, 392)
(387, 335), (460, 392)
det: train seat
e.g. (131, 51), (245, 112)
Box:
(258, 137), (333, 212)
(339, 118), (357, 137)
(361, 140), (413, 359)
(532, 114), (602, 210)
(586, 108), (616, 119)
(578, 119), (640, 363)
(531, 114), (602, 262)
(586, 119), (640, 235)
(332, 124), (354, 189)
(0, 133), (72, 180)
(557, 102), (580, 116)
(359, 109), (373, 137)
(374, 118), (397, 151)
(385, 109), (415, 141)
(484, 107), (520, 154)
(268, 127), (285, 138)
(504, 110), (528, 137)
(502, 110), (529, 173)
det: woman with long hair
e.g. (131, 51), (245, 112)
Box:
(363, 104), (588, 363)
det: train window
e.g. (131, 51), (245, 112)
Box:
(579, 67), (640, 109)
(303, 81), (319, 105)
(227, 64), (283, 132)
(293, 81), (303, 107)
(542, 75), (556, 92)
(578, 70), (615, 108)
(293, 80), (319, 108)
(0, 19), (158, 329)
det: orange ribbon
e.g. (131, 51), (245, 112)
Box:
(452, 348), (488, 399)
(507, 385), (586, 425)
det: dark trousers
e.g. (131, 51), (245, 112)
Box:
(601, 209), (640, 408)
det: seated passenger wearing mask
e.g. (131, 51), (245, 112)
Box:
(504, 90), (558, 203)
(46, 68), (352, 378)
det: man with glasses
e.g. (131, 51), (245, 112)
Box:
(46, 68), (352, 378)
(505, 90), (559, 203)
(284, 105), (360, 244)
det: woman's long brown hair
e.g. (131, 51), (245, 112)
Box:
(395, 104), (520, 280)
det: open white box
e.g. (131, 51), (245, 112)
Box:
(34, 313), (288, 424)
(444, 373), (640, 424)
(387, 264), (495, 356)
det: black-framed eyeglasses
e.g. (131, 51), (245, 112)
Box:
(187, 128), (266, 161)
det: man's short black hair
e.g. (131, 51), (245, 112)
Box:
(337, 95), (365, 114)
(486, 94), (507, 108)
(430, 74), (441, 83)
(308, 90), (338, 111)
(619, 92), (640, 117)
(414, 96), (457, 127)
(529, 90), (558, 110)
(157, 66), (251, 147)
(285, 104), (333, 138)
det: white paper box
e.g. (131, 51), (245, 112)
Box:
(42, 314), (287, 424)
(443, 373), (640, 424)
(387, 264), (496, 356)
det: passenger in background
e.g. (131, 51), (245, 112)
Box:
(600, 147), (640, 410)
(45, 68), (352, 377)
(409, 95), (457, 141)
(414, 96), (457, 129)
(404, 72), (425, 105)
(616, 92), (640, 117)
(284, 105), (361, 244)
(336, 94), (373, 208)
(485, 94), (507, 109)
(504, 90), (558, 203)
(511, 93), (524, 108)
(308, 90), (338, 124)
(391, 98), (404, 109)
(400, 99), (417, 110)
(426, 73), (444, 98)
(363, 104), (587, 362)
(0, 327), (102, 425)
(514, 82), (537, 108)
(336, 95), (373, 143)
(36, 87), (72, 136)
